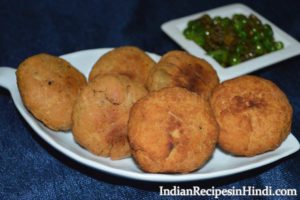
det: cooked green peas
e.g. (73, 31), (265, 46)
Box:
(183, 13), (284, 67)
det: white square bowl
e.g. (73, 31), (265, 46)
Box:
(161, 3), (300, 81)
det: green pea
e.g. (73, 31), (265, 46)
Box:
(274, 41), (284, 50)
(208, 49), (229, 66)
(252, 27), (258, 34)
(238, 31), (247, 40)
(229, 54), (241, 66)
(187, 20), (202, 33)
(263, 39), (274, 52)
(199, 29), (206, 37)
(270, 46), (277, 52)
(255, 43), (265, 55)
(249, 14), (262, 26)
(234, 21), (243, 31)
(234, 14), (247, 25)
(251, 32), (262, 43)
(188, 20), (197, 27)
(263, 24), (273, 37)
(183, 28), (193, 40)
(221, 17), (230, 27)
(233, 14), (242, 22)
(194, 36), (205, 46)
(184, 27), (203, 41)
(213, 16), (222, 25)
(240, 15), (248, 25)
(199, 14), (212, 25)
(259, 31), (266, 39)
(235, 43), (245, 54)
(249, 27), (259, 37)
(193, 24), (202, 32)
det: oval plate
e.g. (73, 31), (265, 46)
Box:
(0, 48), (299, 182)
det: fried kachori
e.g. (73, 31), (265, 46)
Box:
(89, 46), (155, 85)
(128, 87), (219, 173)
(146, 50), (219, 98)
(72, 75), (148, 160)
(16, 53), (87, 131)
(210, 75), (293, 156)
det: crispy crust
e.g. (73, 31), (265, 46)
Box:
(72, 75), (148, 160)
(210, 75), (293, 156)
(16, 53), (87, 131)
(88, 46), (155, 85)
(128, 87), (219, 173)
(147, 50), (219, 99)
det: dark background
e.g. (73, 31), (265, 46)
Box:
(0, 0), (299, 199)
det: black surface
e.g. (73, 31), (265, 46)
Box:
(0, 0), (299, 199)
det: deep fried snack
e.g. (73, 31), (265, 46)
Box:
(128, 87), (219, 173)
(72, 75), (148, 160)
(88, 46), (155, 85)
(210, 75), (293, 156)
(146, 50), (219, 98)
(16, 53), (87, 131)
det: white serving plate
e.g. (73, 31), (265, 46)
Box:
(0, 48), (299, 182)
(161, 3), (300, 81)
